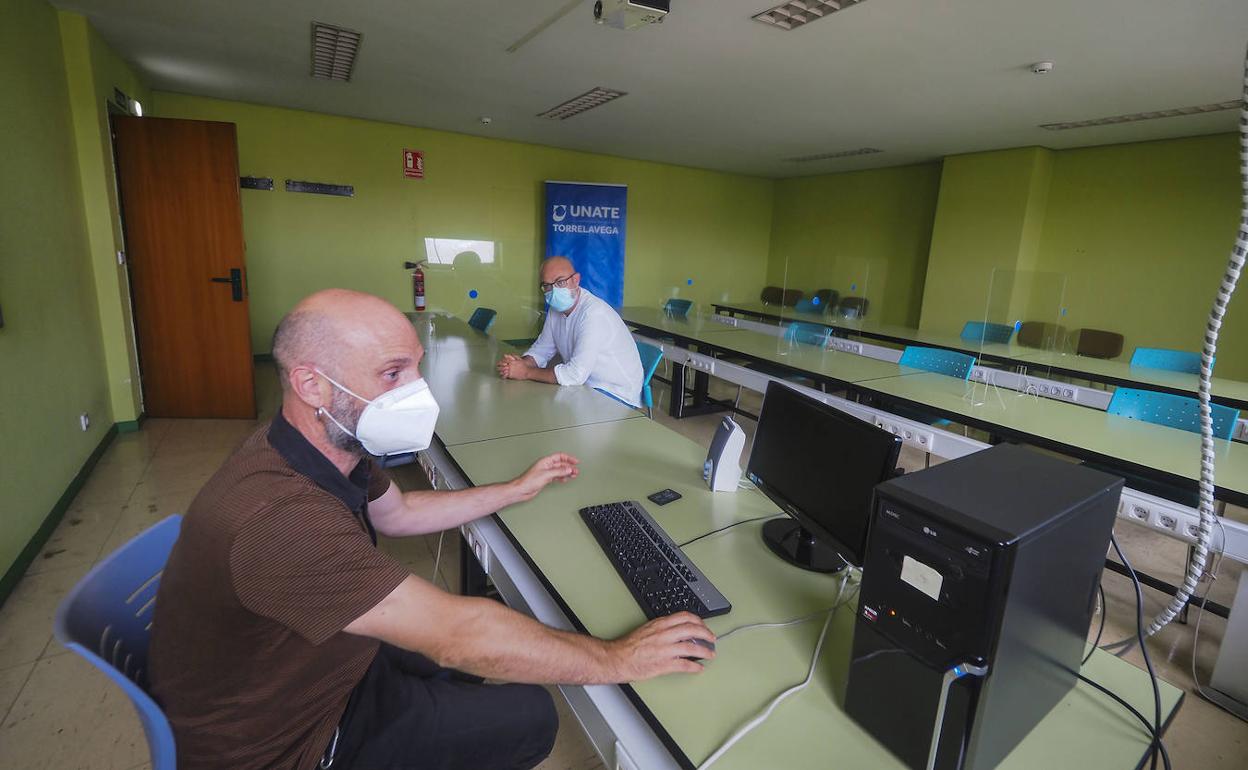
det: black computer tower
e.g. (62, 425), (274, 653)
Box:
(844, 444), (1122, 770)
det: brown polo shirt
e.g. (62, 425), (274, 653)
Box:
(149, 412), (410, 770)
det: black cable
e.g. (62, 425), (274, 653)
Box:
(1109, 534), (1166, 770)
(1076, 672), (1172, 770)
(1082, 582), (1106, 666)
(677, 515), (780, 548)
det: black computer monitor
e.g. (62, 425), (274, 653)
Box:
(747, 382), (902, 573)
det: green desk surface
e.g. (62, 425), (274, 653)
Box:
(713, 302), (1061, 360)
(868, 373), (1248, 500)
(409, 312), (496, 349)
(421, 336), (640, 447)
(622, 307), (914, 385)
(446, 417), (1181, 770)
(713, 303), (1248, 408)
(1017, 349), (1248, 406)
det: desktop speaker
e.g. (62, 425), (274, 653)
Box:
(703, 416), (745, 492)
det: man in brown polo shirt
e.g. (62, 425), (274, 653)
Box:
(148, 289), (715, 770)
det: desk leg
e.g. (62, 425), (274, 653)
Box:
(460, 534), (490, 597)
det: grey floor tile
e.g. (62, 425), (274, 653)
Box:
(0, 661), (35, 724)
(0, 564), (91, 670)
(0, 653), (148, 770)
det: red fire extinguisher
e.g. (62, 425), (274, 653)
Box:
(403, 260), (427, 312)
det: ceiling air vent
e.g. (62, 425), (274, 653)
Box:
(785, 147), (882, 162)
(311, 22), (362, 82)
(537, 87), (628, 120)
(1040, 100), (1241, 131)
(753, 0), (867, 31)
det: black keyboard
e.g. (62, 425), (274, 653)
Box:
(580, 500), (731, 619)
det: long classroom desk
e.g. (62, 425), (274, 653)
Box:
(412, 315), (1183, 770)
(711, 301), (1248, 412)
(625, 307), (1248, 510)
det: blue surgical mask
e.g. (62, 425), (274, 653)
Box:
(545, 286), (576, 312)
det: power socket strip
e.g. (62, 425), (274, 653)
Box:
(1116, 489), (1221, 547)
(461, 523), (491, 574)
(1236, 419), (1248, 442)
(710, 314), (738, 327)
(829, 339), (863, 355)
(682, 356), (715, 374)
(870, 416), (936, 452)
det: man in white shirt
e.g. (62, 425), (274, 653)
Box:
(497, 256), (644, 406)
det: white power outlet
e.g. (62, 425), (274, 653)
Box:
(873, 417), (935, 451)
(711, 315), (738, 327)
(1235, 419), (1248, 442)
(1156, 513), (1178, 532)
(79, 413), (90, 431)
(462, 524), (490, 574)
(830, 339), (862, 355)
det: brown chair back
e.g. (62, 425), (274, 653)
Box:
(760, 286), (784, 305)
(1017, 321), (1067, 350)
(839, 297), (869, 318)
(779, 288), (804, 307)
(1074, 328), (1124, 359)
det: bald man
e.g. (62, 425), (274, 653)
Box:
(498, 256), (644, 406)
(148, 289), (714, 770)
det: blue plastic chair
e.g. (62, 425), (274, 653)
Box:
(663, 298), (693, 318)
(1107, 388), (1239, 440)
(960, 321), (1015, 345)
(899, 346), (977, 380)
(636, 340), (665, 417)
(53, 515), (182, 770)
(1130, 347), (1207, 374)
(467, 307), (497, 333)
(784, 322), (832, 348)
(793, 299), (821, 315)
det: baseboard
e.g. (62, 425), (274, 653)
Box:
(0, 424), (119, 610)
(115, 412), (146, 434)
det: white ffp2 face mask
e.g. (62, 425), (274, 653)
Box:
(316, 370), (440, 457)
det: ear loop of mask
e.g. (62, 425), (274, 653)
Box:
(314, 369), (368, 440)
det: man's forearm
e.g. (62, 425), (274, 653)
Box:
(526, 364), (559, 385)
(375, 483), (521, 537)
(432, 595), (621, 685)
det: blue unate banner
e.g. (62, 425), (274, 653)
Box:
(544, 181), (627, 308)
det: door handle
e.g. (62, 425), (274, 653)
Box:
(210, 268), (244, 302)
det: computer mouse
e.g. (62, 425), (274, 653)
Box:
(682, 637), (716, 662)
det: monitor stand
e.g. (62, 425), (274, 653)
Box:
(762, 519), (849, 574)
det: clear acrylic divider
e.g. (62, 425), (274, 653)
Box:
(660, 281), (699, 321)
(969, 268), (1069, 407)
(774, 254), (797, 355)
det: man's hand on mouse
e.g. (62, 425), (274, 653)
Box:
(509, 453), (580, 503)
(608, 612), (717, 681)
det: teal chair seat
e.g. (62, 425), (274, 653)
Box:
(784, 321), (832, 348)
(959, 321), (1015, 345)
(1107, 388), (1239, 440)
(467, 307), (497, 333)
(1129, 347), (1207, 374)
(663, 298), (693, 318)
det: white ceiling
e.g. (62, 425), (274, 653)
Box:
(54, 0), (1248, 178)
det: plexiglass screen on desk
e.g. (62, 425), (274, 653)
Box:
(973, 268), (1070, 404)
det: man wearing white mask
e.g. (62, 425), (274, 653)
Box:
(149, 289), (714, 770)
(497, 256), (643, 407)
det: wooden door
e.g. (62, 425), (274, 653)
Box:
(113, 117), (255, 418)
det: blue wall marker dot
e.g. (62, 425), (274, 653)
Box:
(687, 278), (694, 285)
(468, 289), (479, 299)
(1014, 320), (1022, 331)
(812, 297), (821, 306)
(850, 283), (857, 292)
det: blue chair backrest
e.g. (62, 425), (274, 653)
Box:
(636, 340), (664, 409)
(960, 321), (1015, 345)
(1107, 388), (1239, 440)
(663, 298), (693, 318)
(784, 322), (832, 348)
(467, 307), (497, 333)
(1130, 347), (1206, 374)
(53, 515), (182, 770)
(899, 346), (977, 380)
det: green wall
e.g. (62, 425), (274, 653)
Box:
(1036, 134), (1246, 379)
(767, 163), (942, 327)
(918, 147), (1056, 334)
(59, 12), (150, 422)
(151, 93), (776, 347)
(0, 0), (114, 583)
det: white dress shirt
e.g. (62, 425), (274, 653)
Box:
(524, 288), (644, 407)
